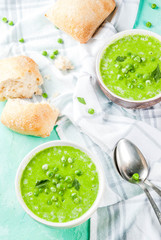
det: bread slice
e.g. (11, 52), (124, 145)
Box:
(1, 99), (59, 138)
(0, 56), (43, 101)
(45, 0), (116, 43)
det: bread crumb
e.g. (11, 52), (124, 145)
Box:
(54, 56), (74, 71)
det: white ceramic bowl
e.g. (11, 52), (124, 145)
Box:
(96, 29), (161, 109)
(15, 140), (105, 228)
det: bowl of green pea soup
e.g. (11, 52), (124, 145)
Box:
(96, 29), (161, 108)
(15, 141), (104, 228)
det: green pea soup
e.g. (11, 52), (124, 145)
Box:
(20, 146), (99, 223)
(100, 34), (161, 100)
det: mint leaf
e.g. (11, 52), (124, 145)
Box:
(77, 97), (86, 105)
(73, 178), (80, 191)
(151, 64), (161, 81)
(116, 56), (126, 62)
(35, 179), (49, 188)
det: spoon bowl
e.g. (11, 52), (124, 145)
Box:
(113, 138), (149, 183)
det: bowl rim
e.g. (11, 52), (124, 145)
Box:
(96, 29), (161, 104)
(15, 140), (105, 228)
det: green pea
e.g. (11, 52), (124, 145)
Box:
(58, 191), (64, 196)
(68, 158), (73, 163)
(143, 74), (150, 79)
(42, 164), (48, 171)
(67, 183), (73, 188)
(57, 38), (63, 44)
(34, 191), (39, 197)
(55, 202), (61, 207)
(126, 64), (133, 70)
(56, 183), (64, 190)
(151, 57), (155, 62)
(62, 163), (67, 167)
(52, 179), (58, 185)
(53, 167), (58, 173)
(146, 80), (152, 86)
(88, 108), (95, 114)
(134, 56), (141, 62)
(50, 187), (57, 192)
(55, 173), (62, 179)
(74, 198), (81, 204)
(42, 93), (48, 98)
(117, 74), (123, 80)
(50, 54), (55, 59)
(141, 57), (146, 62)
(132, 79), (137, 84)
(75, 170), (82, 176)
(71, 193), (77, 199)
(122, 68), (128, 74)
(53, 50), (59, 55)
(132, 173), (139, 181)
(127, 52), (132, 56)
(38, 188), (43, 193)
(9, 21), (14, 26)
(2, 17), (8, 23)
(44, 188), (49, 194)
(51, 196), (58, 202)
(137, 83), (144, 89)
(124, 74), (130, 78)
(151, 3), (157, 9)
(127, 83), (134, 89)
(130, 69), (135, 73)
(135, 73), (142, 78)
(19, 38), (24, 43)
(146, 22), (152, 28)
(46, 171), (54, 178)
(61, 197), (65, 202)
(47, 200), (52, 205)
(65, 176), (73, 183)
(131, 54), (136, 59)
(42, 51), (47, 56)
(134, 63), (139, 68)
(61, 156), (66, 163)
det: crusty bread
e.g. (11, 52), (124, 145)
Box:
(0, 56), (43, 101)
(45, 0), (116, 43)
(1, 99), (59, 138)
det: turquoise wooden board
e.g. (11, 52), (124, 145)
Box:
(0, 0), (161, 239)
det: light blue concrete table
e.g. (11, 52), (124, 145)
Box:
(0, 0), (160, 239)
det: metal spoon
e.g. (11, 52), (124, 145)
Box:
(113, 138), (161, 225)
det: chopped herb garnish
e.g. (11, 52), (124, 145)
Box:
(19, 38), (24, 43)
(55, 26), (59, 29)
(42, 93), (48, 98)
(132, 173), (139, 181)
(116, 56), (126, 62)
(57, 38), (63, 44)
(88, 108), (95, 114)
(35, 179), (50, 188)
(146, 22), (152, 28)
(42, 51), (47, 56)
(151, 3), (157, 9)
(151, 64), (161, 81)
(77, 97), (86, 105)
(50, 54), (55, 59)
(8, 21), (14, 26)
(53, 50), (59, 55)
(73, 178), (80, 191)
(2, 17), (8, 23)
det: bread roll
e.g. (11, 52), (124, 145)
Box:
(1, 99), (59, 138)
(45, 0), (116, 43)
(0, 56), (43, 101)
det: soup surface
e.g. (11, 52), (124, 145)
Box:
(21, 146), (99, 223)
(100, 34), (161, 100)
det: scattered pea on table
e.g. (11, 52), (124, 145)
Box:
(146, 21), (152, 28)
(42, 51), (48, 56)
(19, 38), (24, 43)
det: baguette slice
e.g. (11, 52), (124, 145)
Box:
(0, 56), (43, 101)
(1, 99), (59, 138)
(45, 0), (116, 43)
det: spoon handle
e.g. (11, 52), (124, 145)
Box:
(139, 183), (161, 225)
(144, 179), (161, 197)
